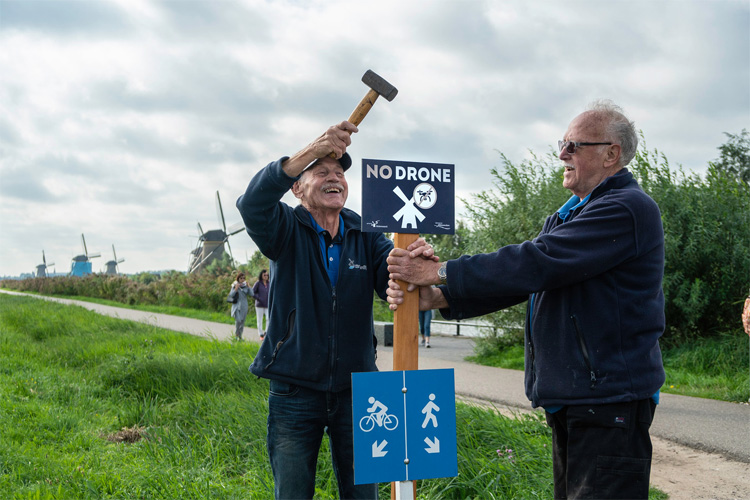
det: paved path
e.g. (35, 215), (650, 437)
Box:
(3, 290), (749, 464)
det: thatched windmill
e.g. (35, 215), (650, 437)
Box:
(188, 191), (244, 273)
(36, 250), (55, 277)
(104, 245), (125, 275)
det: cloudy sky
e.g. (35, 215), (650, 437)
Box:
(1, 0), (747, 277)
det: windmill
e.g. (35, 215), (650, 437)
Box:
(70, 234), (101, 276)
(104, 245), (125, 275)
(35, 250), (55, 277)
(188, 191), (245, 273)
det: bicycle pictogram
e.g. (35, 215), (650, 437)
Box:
(360, 396), (399, 432)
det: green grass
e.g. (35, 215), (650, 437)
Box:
(0, 294), (670, 498)
(660, 332), (749, 401)
(466, 344), (525, 371)
(470, 332), (749, 403)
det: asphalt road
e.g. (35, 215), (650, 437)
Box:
(4, 290), (749, 463)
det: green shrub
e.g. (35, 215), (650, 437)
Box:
(631, 144), (750, 342)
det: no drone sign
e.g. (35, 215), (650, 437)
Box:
(361, 159), (455, 235)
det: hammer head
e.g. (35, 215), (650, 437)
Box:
(362, 70), (398, 102)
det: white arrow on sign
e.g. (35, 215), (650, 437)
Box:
(424, 437), (440, 454)
(372, 440), (388, 458)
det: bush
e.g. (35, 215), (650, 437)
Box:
(631, 144), (750, 342)
(0, 271), (244, 315)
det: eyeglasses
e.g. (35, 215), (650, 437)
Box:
(558, 140), (612, 154)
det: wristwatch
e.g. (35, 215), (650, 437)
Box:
(437, 262), (448, 285)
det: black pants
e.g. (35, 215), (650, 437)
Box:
(545, 399), (656, 499)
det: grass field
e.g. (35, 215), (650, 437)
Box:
(0, 294), (670, 499)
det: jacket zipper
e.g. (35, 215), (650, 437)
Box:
(264, 310), (295, 370)
(328, 286), (337, 391)
(570, 314), (597, 389)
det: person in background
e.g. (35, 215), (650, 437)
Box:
(228, 272), (253, 341)
(419, 309), (433, 348)
(742, 288), (750, 335)
(387, 101), (665, 500)
(252, 269), (270, 339)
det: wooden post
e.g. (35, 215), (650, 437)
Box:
(392, 233), (420, 372)
(391, 232), (419, 499)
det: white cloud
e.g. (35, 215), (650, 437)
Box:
(1, 0), (748, 276)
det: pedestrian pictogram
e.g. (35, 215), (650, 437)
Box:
(421, 394), (439, 428)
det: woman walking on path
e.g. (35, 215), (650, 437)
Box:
(228, 272), (253, 341)
(252, 269), (270, 339)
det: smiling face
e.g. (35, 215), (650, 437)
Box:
(559, 111), (622, 199)
(292, 157), (348, 215)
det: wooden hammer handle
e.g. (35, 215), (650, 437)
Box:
(329, 88), (380, 159)
(347, 88), (380, 126)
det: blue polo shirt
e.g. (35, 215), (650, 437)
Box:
(309, 213), (344, 287)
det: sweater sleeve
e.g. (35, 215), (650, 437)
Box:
(438, 285), (527, 320)
(236, 158), (298, 260)
(446, 196), (641, 301)
(371, 233), (395, 301)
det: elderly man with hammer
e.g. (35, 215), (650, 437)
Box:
(236, 121), (387, 499)
(237, 114), (434, 497)
(387, 101), (665, 499)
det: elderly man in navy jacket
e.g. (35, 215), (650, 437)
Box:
(237, 121), (435, 499)
(386, 101), (665, 500)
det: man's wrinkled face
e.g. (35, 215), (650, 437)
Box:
(559, 112), (614, 199)
(293, 157), (348, 212)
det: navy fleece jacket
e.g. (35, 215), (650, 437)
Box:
(236, 158), (393, 392)
(439, 168), (666, 408)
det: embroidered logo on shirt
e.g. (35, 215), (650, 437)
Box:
(348, 259), (367, 270)
(614, 416), (626, 424)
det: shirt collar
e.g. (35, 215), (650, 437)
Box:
(308, 213), (344, 242)
(557, 193), (592, 221)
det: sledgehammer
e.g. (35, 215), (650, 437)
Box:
(330, 70), (398, 157)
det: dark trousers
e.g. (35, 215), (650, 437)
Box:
(545, 398), (656, 499)
(267, 380), (378, 500)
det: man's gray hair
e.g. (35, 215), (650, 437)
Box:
(587, 99), (638, 167)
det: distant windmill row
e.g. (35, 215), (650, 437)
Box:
(36, 234), (125, 277)
(34, 191), (242, 277)
(188, 191), (245, 273)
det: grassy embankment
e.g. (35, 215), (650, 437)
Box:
(0, 294), (670, 499)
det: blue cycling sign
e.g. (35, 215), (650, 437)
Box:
(351, 369), (458, 484)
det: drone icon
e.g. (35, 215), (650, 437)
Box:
(413, 183), (437, 209)
(417, 188), (433, 204)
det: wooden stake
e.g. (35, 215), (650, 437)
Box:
(392, 233), (419, 372)
(391, 232), (419, 499)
